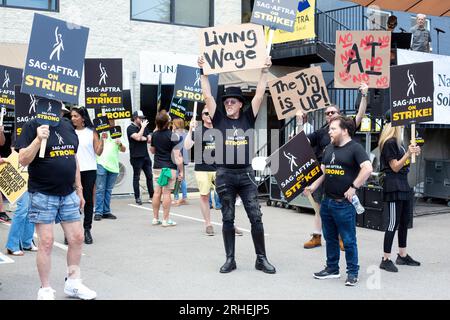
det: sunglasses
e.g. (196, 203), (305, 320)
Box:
(224, 98), (239, 105)
(325, 111), (338, 116)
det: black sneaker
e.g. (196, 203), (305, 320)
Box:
(380, 258), (398, 272)
(345, 275), (359, 286)
(135, 198), (142, 205)
(396, 254), (421, 266)
(102, 213), (117, 220)
(0, 212), (11, 222)
(313, 267), (340, 279)
(94, 215), (102, 221)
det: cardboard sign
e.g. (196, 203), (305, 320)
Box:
(267, 131), (322, 203)
(109, 126), (122, 139)
(0, 151), (28, 204)
(390, 61), (434, 126)
(94, 89), (132, 120)
(21, 13), (89, 103)
(14, 86), (37, 138)
(35, 98), (61, 127)
(93, 116), (110, 133)
(200, 23), (267, 75)
(334, 31), (391, 89)
(251, 0), (299, 32)
(85, 58), (123, 108)
(173, 65), (219, 103)
(269, 66), (330, 120)
(0, 65), (22, 108)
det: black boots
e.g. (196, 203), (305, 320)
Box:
(84, 229), (93, 245)
(252, 230), (276, 274)
(220, 229), (236, 273)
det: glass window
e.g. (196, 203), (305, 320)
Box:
(131, 0), (212, 27)
(2, 0), (57, 11)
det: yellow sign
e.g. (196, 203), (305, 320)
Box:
(0, 151), (28, 204)
(265, 0), (316, 44)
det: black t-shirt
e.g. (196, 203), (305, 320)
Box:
(151, 129), (180, 170)
(212, 106), (256, 169)
(0, 132), (12, 158)
(381, 138), (411, 194)
(15, 118), (79, 196)
(307, 117), (359, 163)
(194, 125), (217, 172)
(322, 140), (369, 199)
(127, 123), (150, 158)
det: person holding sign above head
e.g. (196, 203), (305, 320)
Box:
(198, 55), (276, 274)
(71, 107), (104, 245)
(303, 82), (368, 250)
(94, 119), (126, 223)
(16, 109), (97, 300)
(378, 111), (421, 273)
(127, 110), (154, 205)
(304, 116), (373, 286)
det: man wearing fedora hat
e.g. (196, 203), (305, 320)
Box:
(198, 55), (276, 274)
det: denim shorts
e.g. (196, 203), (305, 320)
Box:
(28, 191), (81, 224)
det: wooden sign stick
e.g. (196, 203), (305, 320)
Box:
(411, 123), (416, 164)
(266, 28), (275, 56)
(39, 137), (47, 158)
(192, 101), (198, 132)
(0, 107), (5, 126)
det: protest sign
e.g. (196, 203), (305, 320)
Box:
(200, 23), (267, 75)
(390, 62), (434, 127)
(21, 13), (89, 103)
(251, 0), (299, 32)
(266, 0), (316, 44)
(0, 65), (22, 108)
(173, 65), (219, 103)
(35, 98), (62, 158)
(109, 126), (122, 139)
(93, 116), (110, 133)
(0, 151), (28, 204)
(267, 131), (322, 203)
(269, 66), (330, 120)
(14, 86), (37, 138)
(85, 58), (123, 108)
(334, 30), (391, 89)
(1, 107), (15, 135)
(94, 89), (132, 120)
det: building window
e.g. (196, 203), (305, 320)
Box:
(131, 0), (213, 27)
(0, 0), (58, 11)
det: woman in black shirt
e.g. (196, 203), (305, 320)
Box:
(378, 122), (421, 272)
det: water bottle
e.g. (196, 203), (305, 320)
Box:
(352, 195), (365, 214)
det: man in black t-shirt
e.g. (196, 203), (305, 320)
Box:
(126, 110), (154, 205)
(303, 83), (368, 250)
(16, 116), (96, 300)
(198, 55), (276, 274)
(305, 116), (372, 286)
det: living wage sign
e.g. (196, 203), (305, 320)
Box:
(251, 0), (299, 32)
(21, 13), (89, 104)
(173, 65), (219, 103)
(199, 23), (267, 75)
(334, 30), (391, 89)
(390, 62), (434, 127)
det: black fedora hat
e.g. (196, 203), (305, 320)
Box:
(221, 86), (246, 104)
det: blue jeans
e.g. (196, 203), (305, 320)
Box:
(321, 197), (359, 277)
(209, 190), (222, 209)
(95, 164), (119, 215)
(6, 192), (34, 251)
(174, 168), (187, 200)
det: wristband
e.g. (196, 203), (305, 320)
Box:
(350, 183), (359, 190)
(200, 68), (204, 75)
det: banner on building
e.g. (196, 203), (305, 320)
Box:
(200, 23), (267, 75)
(173, 65), (219, 104)
(251, 0), (299, 32)
(267, 131), (322, 203)
(0, 151), (28, 204)
(14, 86), (37, 138)
(85, 58), (123, 109)
(21, 13), (89, 103)
(397, 49), (450, 125)
(266, 0), (316, 44)
(334, 30), (391, 89)
(391, 62), (434, 127)
(269, 66), (330, 120)
(94, 89), (132, 120)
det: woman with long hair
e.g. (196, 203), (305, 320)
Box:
(71, 107), (104, 244)
(150, 110), (183, 227)
(378, 120), (421, 272)
(171, 118), (189, 206)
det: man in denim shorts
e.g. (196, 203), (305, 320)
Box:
(17, 114), (97, 300)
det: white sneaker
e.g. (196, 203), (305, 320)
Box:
(162, 219), (177, 227)
(37, 287), (56, 300)
(64, 278), (97, 300)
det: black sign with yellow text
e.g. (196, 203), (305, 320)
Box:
(0, 65), (22, 108)
(93, 116), (110, 133)
(109, 126), (122, 139)
(85, 58), (122, 108)
(14, 86), (37, 138)
(36, 98), (61, 127)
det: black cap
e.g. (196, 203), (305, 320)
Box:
(221, 86), (246, 104)
(132, 110), (145, 118)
